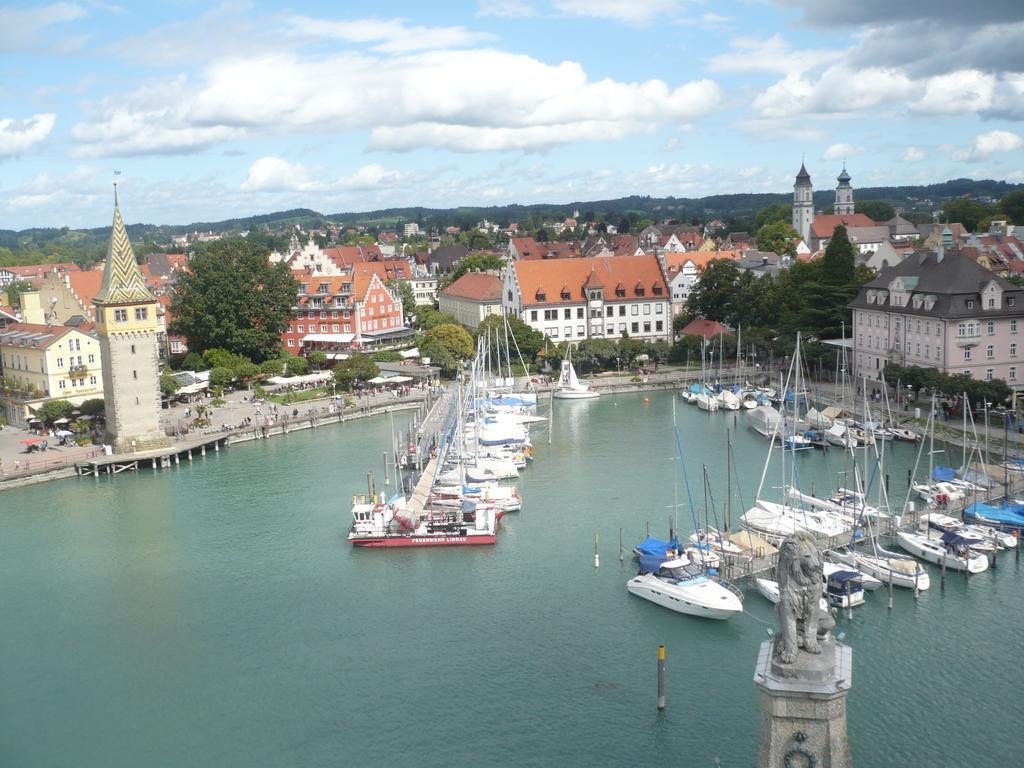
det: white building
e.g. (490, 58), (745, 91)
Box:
(502, 255), (671, 343)
(403, 222), (421, 238)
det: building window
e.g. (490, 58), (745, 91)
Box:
(57, 357), (64, 368)
(1011, 367), (1017, 381)
(332, 324), (339, 332)
(132, 370), (138, 380)
(531, 310), (538, 321)
(1009, 297), (1016, 307)
(619, 306), (626, 316)
(986, 368), (994, 380)
(287, 339), (295, 347)
(1012, 343), (1018, 357)
(607, 326), (613, 334)
(656, 321), (663, 331)
(989, 298), (995, 308)
(134, 307), (148, 321)
(643, 322), (651, 333)
(564, 326), (572, 337)
(90, 376), (97, 385)
(631, 305), (639, 316)
(987, 345), (995, 359)
(1012, 320), (1018, 334)
(967, 300), (974, 309)
(114, 309), (128, 322)
(988, 321), (996, 335)
(130, 344), (136, 354)
(549, 328), (559, 338)
(59, 380), (65, 389)
(964, 348), (972, 360)
(643, 304), (651, 315)
(577, 308), (584, 319)
(577, 325), (584, 335)
(297, 325), (304, 333)
(88, 354), (94, 363)
(631, 322), (639, 333)
(564, 308), (571, 319)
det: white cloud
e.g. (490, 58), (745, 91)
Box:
(738, 165), (764, 178)
(0, 113), (56, 157)
(5, 165), (102, 210)
(900, 146), (927, 162)
(0, 2), (85, 51)
(822, 143), (864, 161)
(707, 35), (845, 76)
(285, 16), (492, 53)
(337, 164), (408, 190)
(551, 0), (681, 24)
(970, 130), (1023, 159)
(911, 70), (996, 115)
(476, 0), (535, 17)
(241, 157), (324, 192)
(72, 50), (723, 157)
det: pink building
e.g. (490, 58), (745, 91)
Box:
(850, 249), (1024, 388)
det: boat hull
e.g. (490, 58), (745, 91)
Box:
(350, 533), (497, 547)
(553, 390), (600, 399)
(627, 574), (741, 619)
(896, 532), (988, 573)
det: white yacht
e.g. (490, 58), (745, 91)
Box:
(896, 531), (989, 573)
(823, 560), (882, 591)
(831, 545), (930, 590)
(627, 557), (743, 620)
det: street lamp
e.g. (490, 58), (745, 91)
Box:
(616, 356), (621, 375)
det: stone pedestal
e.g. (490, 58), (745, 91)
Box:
(754, 637), (852, 768)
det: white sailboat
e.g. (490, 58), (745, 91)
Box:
(552, 346), (599, 399)
(896, 530), (989, 573)
(831, 544), (931, 590)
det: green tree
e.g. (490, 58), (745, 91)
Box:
(259, 358), (286, 376)
(755, 220), (799, 256)
(307, 351), (328, 371)
(476, 315), (545, 362)
(282, 355), (308, 376)
(686, 259), (742, 324)
(181, 351), (205, 371)
(160, 369), (181, 397)
(79, 398), (105, 417)
(998, 190), (1024, 223)
(941, 198), (990, 233)
(386, 278), (417, 320)
(171, 237), (297, 362)
(36, 399), (75, 426)
(209, 366), (234, 389)
(415, 304), (460, 330)
(422, 323), (474, 375)
(820, 225), (855, 286)
(754, 204), (791, 230)
(856, 200), (896, 222)
(333, 353), (380, 390)
(4, 281), (34, 309)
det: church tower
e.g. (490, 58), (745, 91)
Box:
(792, 161), (814, 245)
(94, 190), (171, 453)
(834, 164), (855, 215)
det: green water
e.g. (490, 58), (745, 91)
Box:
(1, 392), (1021, 767)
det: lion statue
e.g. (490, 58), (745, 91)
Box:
(775, 530), (834, 664)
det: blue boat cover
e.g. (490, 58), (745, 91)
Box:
(965, 501), (1024, 526)
(931, 466), (957, 481)
(638, 553), (668, 574)
(827, 570), (861, 584)
(941, 529), (977, 547)
(635, 536), (681, 558)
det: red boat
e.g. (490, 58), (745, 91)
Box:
(347, 495), (498, 547)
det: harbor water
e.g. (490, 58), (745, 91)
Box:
(1, 391), (1021, 767)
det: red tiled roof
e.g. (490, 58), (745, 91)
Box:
(66, 269), (105, 309)
(680, 319), (733, 339)
(0, 321), (81, 347)
(513, 255), (666, 307)
(440, 272), (503, 302)
(810, 214), (876, 239)
(663, 250), (741, 275)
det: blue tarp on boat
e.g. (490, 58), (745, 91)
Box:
(941, 530), (978, 548)
(932, 466), (957, 482)
(964, 501), (1024, 526)
(635, 536), (681, 558)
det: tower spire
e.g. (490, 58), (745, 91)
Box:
(94, 191), (153, 305)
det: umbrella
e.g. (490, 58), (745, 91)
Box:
(55, 429), (74, 437)
(20, 437), (43, 444)
(53, 418), (70, 424)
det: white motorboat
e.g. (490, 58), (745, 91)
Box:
(824, 560), (882, 591)
(748, 405), (780, 437)
(553, 348), (599, 399)
(716, 389), (741, 411)
(919, 513), (1011, 551)
(741, 394), (758, 409)
(695, 392), (720, 412)
(754, 578), (829, 611)
(912, 481), (967, 506)
(896, 531), (989, 573)
(831, 545), (930, 590)
(824, 422), (857, 448)
(627, 557), (743, 620)
(787, 488), (888, 523)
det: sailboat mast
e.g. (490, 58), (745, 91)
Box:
(726, 428), (732, 531)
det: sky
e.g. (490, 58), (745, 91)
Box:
(1, 0), (1023, 229)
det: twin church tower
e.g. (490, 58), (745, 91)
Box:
(791, 162), (855, 245)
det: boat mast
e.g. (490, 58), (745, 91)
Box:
(726, 428), (732, 531)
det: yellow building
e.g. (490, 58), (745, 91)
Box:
(0, 300), (105, 427)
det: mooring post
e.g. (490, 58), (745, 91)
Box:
(888, 570), (893, 610)
(657, 645), (666, 711)
(941, 556), (946, 590)
(187, 450), (192, 462)
(594, 533), (600, 568)
(619, 527), (624, 563)
(214, 441), (219, 452)
(201, 445), (206, 457)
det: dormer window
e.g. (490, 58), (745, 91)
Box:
(967, 300), (975, 309)
(652, 283), (663, 295)
(1010, 297), (1016, 307)
(635, 281), (645, 297)
(536, 288), (546, 302)
(615, 283), (626, 298)
(300, 283), (309, 292)
(560, 286), (571, 300)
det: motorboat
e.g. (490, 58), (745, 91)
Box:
(919, 512), (1012, 551)
(716, 389), (741, 411)
(896, 530), (989, 573)
(695, 390), (720, 412)
(748, 405), (780, 437)
(964, 500), (1024, 530)
(824, 422), (857, 449)
(831, 544), (930, 590)
(741, 394), (758, 409)
(823, 567), (866, 608)
(823, 560), (882, 591)
(627, 556), (743, 620)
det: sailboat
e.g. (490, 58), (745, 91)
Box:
(552, 346), (599, 399)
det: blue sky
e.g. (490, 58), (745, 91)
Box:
(1, 0), (1022, 229)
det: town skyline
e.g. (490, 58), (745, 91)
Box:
(2, 0), (1023, 229)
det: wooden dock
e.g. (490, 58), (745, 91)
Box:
(75, 434), (230, 477)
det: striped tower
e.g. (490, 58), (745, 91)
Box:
(94, 189), (171, 453)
